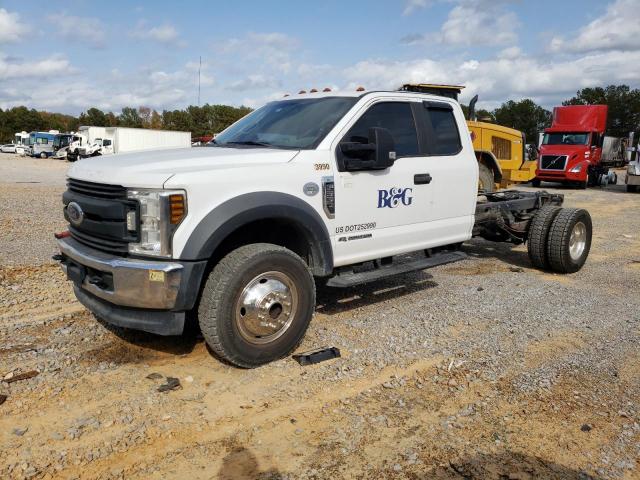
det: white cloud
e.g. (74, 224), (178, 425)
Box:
(131, 21), (184, 45)
(343, 49), (640, 110)
(0, 53), (74, 80)
(48, 13), (107, 48)
(227, 74), (280, 92)
(401, 0), (519, 47)
(438, 0), (518, 46)
(0, 8), (29, 44)
(403, 0), (430, 16)
(550, 0), (640, 53)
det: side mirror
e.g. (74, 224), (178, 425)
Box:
(340, 127), (396, 171)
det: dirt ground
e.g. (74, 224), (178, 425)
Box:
(0, 154), (639, 479)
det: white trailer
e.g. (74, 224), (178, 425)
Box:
(75, 127), (191, 160)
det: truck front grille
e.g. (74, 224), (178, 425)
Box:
(64, 179), (138, 255)
(540, 155), (567, 170)
(67, 178), (127, 199)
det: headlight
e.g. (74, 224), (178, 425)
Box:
(569, 164), (582, 173)
(127, 189), (187, 257)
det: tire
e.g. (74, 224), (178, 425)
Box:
(531, 178), (541, 188)
(527, 205), (561, 270)
(198, 243), (315, 368)
(40, 152), (47, 159)
(546, 208), (592, 274)
(478, 163), (495, 193)
(627, 184), (637, 193)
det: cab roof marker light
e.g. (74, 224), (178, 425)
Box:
(356, 86), (365, 92)
(310, 88), (318, 93)
(298, 90), (306, 94)
(323, 87), (331, 92)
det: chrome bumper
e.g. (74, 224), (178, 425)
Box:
(57, 236), (184, 309)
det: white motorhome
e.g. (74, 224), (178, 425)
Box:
(74, 127), (191, 160)
(14, 131), (29, 156)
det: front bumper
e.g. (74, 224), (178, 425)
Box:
(535, 169), (585, 182)
(626, 174), (640, 186)
(56, 236), (207, 334)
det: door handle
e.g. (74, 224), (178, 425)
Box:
(414, 173), (432, 185)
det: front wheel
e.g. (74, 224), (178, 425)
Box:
(627, 184), (638, 193)
(40, 152), (47, 159)
(530, 178), (541, 188)
(198, 243), (315, 368)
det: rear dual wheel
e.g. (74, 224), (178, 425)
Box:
(527, 207), (592, 273)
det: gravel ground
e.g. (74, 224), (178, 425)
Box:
(0, 155), (639, 479)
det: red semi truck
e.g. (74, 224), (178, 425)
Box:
(533, 105), (616, 188)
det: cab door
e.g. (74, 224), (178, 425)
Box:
(331, 100), (435, 266)
(331, 98), (476, 268)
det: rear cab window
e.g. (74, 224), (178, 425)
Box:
(420, 102), (462, 156)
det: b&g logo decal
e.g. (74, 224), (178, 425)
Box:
(377, 188), (413, 208)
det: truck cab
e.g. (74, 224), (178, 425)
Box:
(536, 105), (608, 188)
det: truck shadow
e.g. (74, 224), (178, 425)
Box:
(95, 316), (202, 357)
(316, 274), (438, 316)
(462, 239), (532, 269)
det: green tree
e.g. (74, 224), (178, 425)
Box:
(79, 107), (109, 127)
(118, 107), (143, 128)
(563, 85), (640, 137)
(492, 99), (552, 142)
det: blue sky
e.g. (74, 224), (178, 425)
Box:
(1, 0), (638, 115)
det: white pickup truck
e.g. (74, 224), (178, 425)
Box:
(55, 88), (593, 367)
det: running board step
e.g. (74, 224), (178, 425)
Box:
(326, 251), (467, 288)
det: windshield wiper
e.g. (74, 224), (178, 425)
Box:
(224, 141), (274, 148)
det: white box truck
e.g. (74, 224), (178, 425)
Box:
(74, 127), (191, 160)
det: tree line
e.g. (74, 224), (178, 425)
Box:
(1, 84), (638, 144)
(0, 104), (253, 143)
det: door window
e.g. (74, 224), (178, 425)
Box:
(343, 102), (419, 157)
(423, 108), (462, 155)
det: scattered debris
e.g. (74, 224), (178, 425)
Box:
(293, 347), (341, 366)
(3, 370), (39, 384)
(13, 427), (28, 436)
(146, 372), (163, 380)
(157, 377), (181, 393)
(509, 266), (525, 273)
(581, 424), (592, 432)
(0, 394), (7, 406)
(184, 375), (194, 383)
(477, 286), (484, 291)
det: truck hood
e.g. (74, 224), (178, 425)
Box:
(66, 146), (300, 188)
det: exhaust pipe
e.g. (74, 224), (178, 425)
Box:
(468, 95), (478, 121)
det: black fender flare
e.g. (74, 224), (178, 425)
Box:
(180, 192), (334, 276)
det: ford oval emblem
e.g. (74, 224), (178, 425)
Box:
(67, 202), (84, 226)
(303, 182), (320, 196)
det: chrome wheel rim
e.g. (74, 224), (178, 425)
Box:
(569, 221), (587, 261)
(235, 271), (298, 345)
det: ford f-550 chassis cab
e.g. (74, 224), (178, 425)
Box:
(55, 89), (593, 367)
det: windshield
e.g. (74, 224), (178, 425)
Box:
(213, 97), (358, 149)
(543, 132), (590, 146)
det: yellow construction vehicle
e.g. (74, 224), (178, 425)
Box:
(399, 84), (538, 191)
